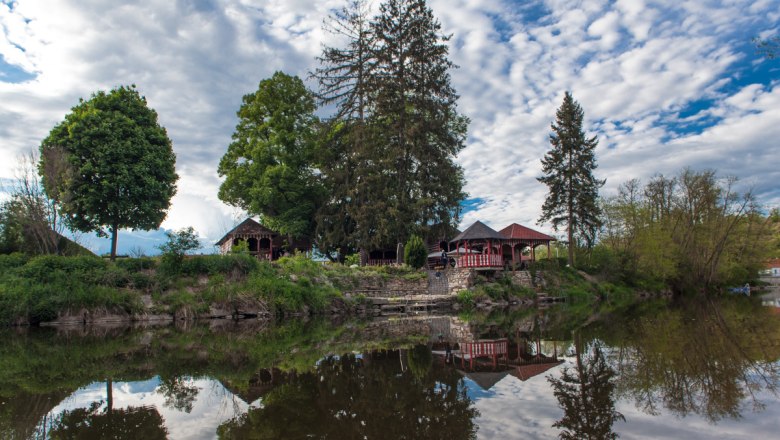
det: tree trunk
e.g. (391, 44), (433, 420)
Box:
(110, 224), (119, 261)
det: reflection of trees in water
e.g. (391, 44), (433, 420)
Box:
(158, 375), (200, 413)
(217, 347), (479, 440)
(548, 334), (624, 440)
(602, 299), (780, 421)
(48, 401), (168, 439)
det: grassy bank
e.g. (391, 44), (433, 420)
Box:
(0, 253), (428, 326)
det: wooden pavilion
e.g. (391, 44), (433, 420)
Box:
(498, 223), (556, 268)
(449, 221), (506, 269)
(449, 221), (556, 269)
(216, 218), (310, 261)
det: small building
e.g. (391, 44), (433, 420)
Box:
(762, 258), (780, 277)
(215, 218), (310, 260)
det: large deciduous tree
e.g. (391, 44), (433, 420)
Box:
(218, 72), (325, 245)
(40, 85), (178, 260)
(538, 92), (604, 266)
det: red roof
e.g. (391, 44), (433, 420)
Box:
(766, 258), (780, 269)
(510, 360), (564, 381)
(499, 223), (556, 241)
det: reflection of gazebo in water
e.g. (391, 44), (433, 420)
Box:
(446, 334), (564, 390)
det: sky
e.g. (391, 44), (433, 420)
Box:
(1, 0), (778, 255)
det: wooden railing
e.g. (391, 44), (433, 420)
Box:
(367, 258), (396, 266)
(456, 254), (503, 268)
(459, 338), (509, 370)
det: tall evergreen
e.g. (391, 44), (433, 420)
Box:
(313, 0), (467, 256)
(368, 0), (467, 247)
(312, 0), (375, 258)
(538, 92), (604, 266)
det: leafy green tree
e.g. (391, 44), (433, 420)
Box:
(40, 85), (178, 260)
(158, 226), (201, 272)
(599, 169), (767, 292)
(218, 72), (325, 245)
(404, 234), (427, 269)
(538, 92), (605, 266)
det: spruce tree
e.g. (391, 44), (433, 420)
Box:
(369, 0), (467, 247)
(312, 0), (375, 259)
(538, 92), (605, 266)
(313, 0), (467, 256)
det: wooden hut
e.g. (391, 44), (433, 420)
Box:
(215, 218), (310, 260)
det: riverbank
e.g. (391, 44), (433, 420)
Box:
(0, 253), (659, 326)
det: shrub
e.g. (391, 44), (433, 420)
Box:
(0, 253), (29, 271)
(180, 254), (260, 276)
(115, 257), (157, 272)
(404, 235), (427, 269)
(158, 227), (201, 274)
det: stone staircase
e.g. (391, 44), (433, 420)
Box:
(427, 270), (450, 295)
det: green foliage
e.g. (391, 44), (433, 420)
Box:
(0, 255), (143, 325)
(179, 254), (259, 277)
(599, 169), (771, 293)
(115, 257), (157, 272)
(218, 72), (325, 241)
(0, 253), (29, 271)
(231, 240), (249, 254)
(344, 253), (360, 266)
(538, 91), (604, 266)
(403, 235), (427, 269)
(40, 85), (178, 259)
(313, 0), (467, 253)
(158, 227), (201, 274)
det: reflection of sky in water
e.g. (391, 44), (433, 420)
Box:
(46, 376), (253, 440)
(465, 359), (780, 440)
(28, 358), (780, 439)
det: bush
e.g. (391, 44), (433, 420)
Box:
(180, 254), (260, 276)
(404, 235), (427, 269)
(17, 255), (108, 283)
(115, 257), (157, 272)
(158, 227), (201, 274)
(0, 253), (29, 271)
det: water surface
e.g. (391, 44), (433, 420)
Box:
(1, 298), (778, 439)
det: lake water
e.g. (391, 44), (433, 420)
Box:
(1, 297), (778, 439)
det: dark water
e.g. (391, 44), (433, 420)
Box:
(1, 298), (779, 439)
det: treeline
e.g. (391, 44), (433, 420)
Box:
(585, 168), (776, 292)
(217, 0), (467, 260)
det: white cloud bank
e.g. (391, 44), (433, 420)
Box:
(1, 0), (778, 252)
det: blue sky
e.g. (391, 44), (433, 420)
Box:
(1, 0), (778, 255)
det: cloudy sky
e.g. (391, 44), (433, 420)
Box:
(1, 0), (778, 255)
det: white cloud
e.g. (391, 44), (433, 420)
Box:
(1, 0), (779, 252)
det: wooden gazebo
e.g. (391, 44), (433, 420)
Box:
(498, 223), (555, 267)
(449, 221), (505, 269)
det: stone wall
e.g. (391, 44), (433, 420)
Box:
(447, 268), (474, 295)
(346, 275), (428, 298)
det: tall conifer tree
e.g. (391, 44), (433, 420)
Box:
(313, 0), (467, 255)
(312, 0), (375, 258)
(368, 0), (467, 247)
(538, 92), (604, 266)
